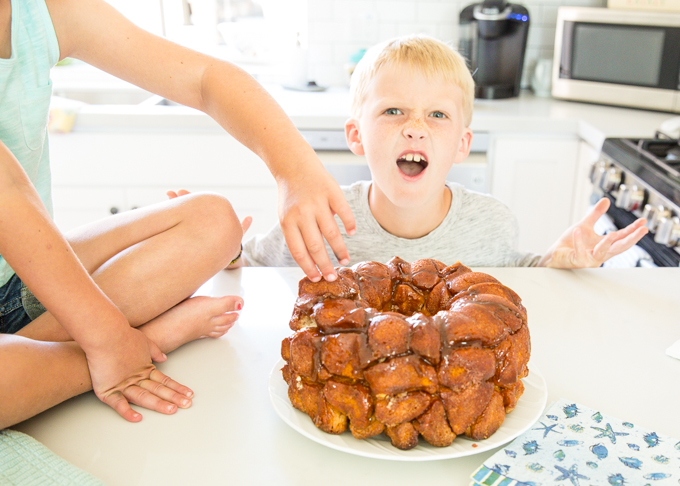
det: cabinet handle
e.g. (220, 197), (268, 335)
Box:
(110, 207), (119, 215)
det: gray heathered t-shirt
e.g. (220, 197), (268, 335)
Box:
(243, 181), (541, 268)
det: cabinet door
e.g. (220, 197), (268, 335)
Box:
(50, 131), (278, 233)
(489, 135), (579, 255)
(572, 140), (600, 224)
(52, 186), (127, 232)
(126, 186), (280, 237)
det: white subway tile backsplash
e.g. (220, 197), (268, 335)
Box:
(306, 0), (607, 87)
(375, 0), (418, 22)
(308, 42), (334, 64)
(308, 0), (333, 21)
(541, 5), (560, 24)
(377, 23), (400, 40)
(396, 23), (441, 37)
(417, 2), (459, 23)
(527, 25), (556, 48)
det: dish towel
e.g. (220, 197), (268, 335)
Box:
(470, 398), (680, 485)
(0, 429), (105, 485)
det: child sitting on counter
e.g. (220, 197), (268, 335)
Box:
(0, 0), (354, 430)
(223, 34), (648, 269)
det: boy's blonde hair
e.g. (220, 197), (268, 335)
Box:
(349, 35), (475, 127)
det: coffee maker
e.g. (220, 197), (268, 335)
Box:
(459, 0), (530, 99)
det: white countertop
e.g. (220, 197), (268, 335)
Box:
(12, 267), (680, 486)
(51, 63), (675, 147)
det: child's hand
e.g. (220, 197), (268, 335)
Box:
(166, 189), (190, 199)
(539, 198), (648, 268)
(277, 166), (355, 282)
(86, 326), (193, 422)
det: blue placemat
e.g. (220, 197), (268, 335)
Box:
(470, 398), (680, 486)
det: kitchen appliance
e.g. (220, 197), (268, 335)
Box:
(590, 132), (680, 267)
(459, 0), (530, 99)
(552, 7), (680, 113)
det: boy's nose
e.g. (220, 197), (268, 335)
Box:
(403, 117), (427, 140)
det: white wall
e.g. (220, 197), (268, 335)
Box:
(305, 0), (607, 88)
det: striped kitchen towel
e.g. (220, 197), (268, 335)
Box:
(0, 429), (105, 485)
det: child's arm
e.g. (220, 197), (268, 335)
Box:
(538, 198), (648, 268)
(47, 0), (355, 283)
(0, 143), (191, 422)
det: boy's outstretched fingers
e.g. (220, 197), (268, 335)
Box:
(605, 219), (648, 256)
(583, 197), (611, 225)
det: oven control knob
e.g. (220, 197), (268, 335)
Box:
(602, 166), (622, 192)
(590, 160), (607, 187)
(628, 186), (645, 212)
(642, 204), (656, 230)
(615, 184), (631, 209)
(616, 185), (645, 211)
(654, 215), (680, 247)
(644, 205), (671, 232)
(648, 205), (671, 234)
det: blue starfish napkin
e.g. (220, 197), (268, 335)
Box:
(470, 398), (680, 486)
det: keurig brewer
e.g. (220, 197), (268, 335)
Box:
(459, 0), (529, 99)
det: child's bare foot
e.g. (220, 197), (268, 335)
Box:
(139, 295), (243, 354)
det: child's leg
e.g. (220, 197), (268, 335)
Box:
(0, 333), (90, 429)
(17, 192), (242, 342)
(0, 294), (238, 428)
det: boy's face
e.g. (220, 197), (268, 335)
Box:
(345, 61), (472, 210)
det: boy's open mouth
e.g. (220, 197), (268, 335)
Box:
(396, 152), (429, 176)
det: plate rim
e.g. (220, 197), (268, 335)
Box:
(268, 358), (548, 461)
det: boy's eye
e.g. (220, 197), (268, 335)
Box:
(384, 108), (402, 115)
(430, 111), (447, 119)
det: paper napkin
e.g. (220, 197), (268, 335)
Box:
(666, 339), (680, 360)
(470, 398), (680, 486)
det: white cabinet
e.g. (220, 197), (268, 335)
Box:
(488, 134), (580, 255)
(572, 140), (599, 222)
(49, 131), (279, 236)
(50, 129), (592, 258)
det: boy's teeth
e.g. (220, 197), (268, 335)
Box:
(401, 153), (425, 162)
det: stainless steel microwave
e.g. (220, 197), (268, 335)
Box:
(552, 7), (680, 113)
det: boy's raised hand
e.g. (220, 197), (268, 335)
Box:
(539, 197), (649, 268)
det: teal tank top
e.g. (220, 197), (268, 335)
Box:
(0, 0), (60, 286)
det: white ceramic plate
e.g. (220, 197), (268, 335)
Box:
(268, 359), (548, 461)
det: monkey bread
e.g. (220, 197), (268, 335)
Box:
(280, 257), (530, 450)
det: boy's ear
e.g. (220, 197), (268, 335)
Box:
(345, 118), (365, 156)
(454, 127), (473, 164)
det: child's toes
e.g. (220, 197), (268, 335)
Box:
(207, 323), (234, 338)
(215, 295), (243, 312)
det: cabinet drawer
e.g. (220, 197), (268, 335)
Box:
(52, 186), (127, 232)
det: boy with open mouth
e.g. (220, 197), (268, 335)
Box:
(238, 34), (647, 269)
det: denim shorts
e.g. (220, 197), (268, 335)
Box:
(0, 274), (46, 334)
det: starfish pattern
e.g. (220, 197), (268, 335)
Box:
(591, 423), (629, 444)
(554, 464), (589, 486)
(533, 421), (562, 439)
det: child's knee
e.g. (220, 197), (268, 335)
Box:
(185, 192), (242, 257)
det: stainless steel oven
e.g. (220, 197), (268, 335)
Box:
(590, 134), (680, 267)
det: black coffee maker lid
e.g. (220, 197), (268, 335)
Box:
(473, 0), (512, 20)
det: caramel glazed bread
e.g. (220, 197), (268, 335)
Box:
(280, 257), (530, 450)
